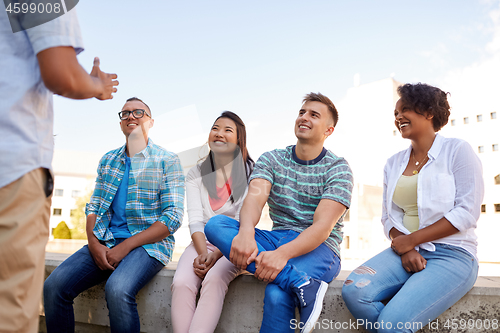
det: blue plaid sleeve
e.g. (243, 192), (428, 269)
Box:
(85, 157), (105, 216)
(159, 154), (185, 235)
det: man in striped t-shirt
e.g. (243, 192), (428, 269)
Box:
(206, 92), (353, 333)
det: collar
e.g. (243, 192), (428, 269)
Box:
(427, 133), (443, 160)
(292, 145), (327, 165)
(403, 133), (443, 167)
(118, 138), (154, 163)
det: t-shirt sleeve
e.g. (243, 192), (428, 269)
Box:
(321, 158), (353, 209)
(249, 151), (275, 185)
(25, 9), (83, 55)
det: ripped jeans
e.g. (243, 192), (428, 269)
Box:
(341, 244), (478, 333)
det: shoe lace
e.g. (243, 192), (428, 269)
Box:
(298, 288), (306, 307)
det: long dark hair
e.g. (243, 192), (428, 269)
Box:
(199, 111), (254, 202)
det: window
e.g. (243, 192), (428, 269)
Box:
(495, 204), (500, 213)
(54, 189), (64, 196)
(70, 209), (77, 217)
(477, 114), (483, 122)
(481, 204), (486, 213)
(450, 119), (456, 126)
(463, 117), (469, 124)
(492, 112), (497, 120)
(71, 190), (81, 198)
(478, 146), (484, 153)
(393, 130), (397, 136)
(345, 236), (350, 249)
(53, 208), (62, 216)
(495, 174), (500, 185)
(493, 144), (499, 152)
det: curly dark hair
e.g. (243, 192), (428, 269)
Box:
(397, 83), (450, 131)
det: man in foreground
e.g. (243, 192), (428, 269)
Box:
(0, 6), (117, 332)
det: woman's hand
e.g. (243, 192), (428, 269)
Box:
(391, 234), (416, 256)
(401, 249), (427, 272)
(193, 251), (222, 279)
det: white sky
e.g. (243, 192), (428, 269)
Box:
(53, 0), (500, 162)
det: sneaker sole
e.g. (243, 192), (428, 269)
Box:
(301, 281), (328, 333)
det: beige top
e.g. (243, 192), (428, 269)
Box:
(392, 174), (419, 233)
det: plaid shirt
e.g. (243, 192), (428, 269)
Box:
(85, 139), (185, 265)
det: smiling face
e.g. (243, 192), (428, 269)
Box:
(208, 117), (238, 155)
(394, 98), (434, 140)
(119, 100), (153, 138)
(295, 101), (334, 144)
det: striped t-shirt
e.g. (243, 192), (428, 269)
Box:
(250, 145), (353, 257)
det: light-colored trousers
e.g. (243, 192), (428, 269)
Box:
(0, 168), (51, 333)
(171, 240), (240, 333)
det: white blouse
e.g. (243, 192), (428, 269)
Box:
(186, 164), (248, 236)
(382, 134), (484, 258)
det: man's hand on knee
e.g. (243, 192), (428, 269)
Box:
(106, 242), (132, 269)
(254, 249), (288, 282)
(88, 240), (114, 271)
(229, 232), (258, 270)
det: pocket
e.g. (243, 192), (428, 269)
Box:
(43, 168), (54, 198)
(135, 169), (161, 205)
(430, 173), (455, 202)
(277, 230), (299, 247)
(437, 243), (474, 260)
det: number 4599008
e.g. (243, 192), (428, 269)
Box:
(5, 2), (61, 14)
(443, 318), (498, 330)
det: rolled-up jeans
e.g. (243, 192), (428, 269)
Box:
(43, 239), (164, 333)
(205, 215), (341, 333)
(342, 244), (478, 333)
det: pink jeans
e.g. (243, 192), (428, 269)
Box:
(171, 240), (240, 333)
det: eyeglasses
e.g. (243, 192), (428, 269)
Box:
(118, 109), (151, 120)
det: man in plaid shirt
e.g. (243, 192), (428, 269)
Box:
(43, 97), (185, 333)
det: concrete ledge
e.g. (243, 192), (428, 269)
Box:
(40, 253), (500, 333)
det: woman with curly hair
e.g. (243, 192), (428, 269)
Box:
(171, 111), (254, 333)
(342, 83), (484, 333)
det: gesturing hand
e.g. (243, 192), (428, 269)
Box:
(90, 57), (118, 100)
(401, 249), (427, 273)
(229, 232), (258, 270)
(254, 250), (288, 283)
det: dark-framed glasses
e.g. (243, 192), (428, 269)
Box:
(118, 109), (151, 120)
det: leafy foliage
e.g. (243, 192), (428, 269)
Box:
(53, 221), (72, 239)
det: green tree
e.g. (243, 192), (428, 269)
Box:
(70, 190), (92, 239)
(53, 221), (71, 239)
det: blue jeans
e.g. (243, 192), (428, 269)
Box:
(341, 244), (478, 333)
(205, 215), (341, 333)
(43, 239), (164, 333)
